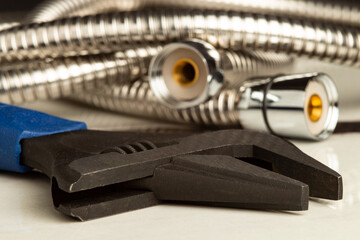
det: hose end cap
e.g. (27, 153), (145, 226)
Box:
(264, 73), (339, 140)
(149, 39), (224, 109)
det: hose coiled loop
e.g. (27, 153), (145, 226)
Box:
(2, 10), (360, 68)
(28, 0), (360, 27)
(72, 49), (293, 125)
(73, 80), (243, 126)
(0, 45), (162, 104)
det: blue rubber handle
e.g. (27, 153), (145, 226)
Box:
(0, 104), (87, 173)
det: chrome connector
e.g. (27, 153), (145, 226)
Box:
(149, 39), (224, 109)
(149, 39), (293, 109)
(239, 73), (339, 140)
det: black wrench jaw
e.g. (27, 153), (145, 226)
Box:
(20, 129), (343, 220)
(50, 153), (310, 221)
(252, 144), (343, 200)
(128, 154), (310, 211)
(51, 178), (160, 221)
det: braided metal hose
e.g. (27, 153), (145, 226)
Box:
(2, 10), (360, 67)
(0, 46), (162, 104)
(27, 0), (360, 27)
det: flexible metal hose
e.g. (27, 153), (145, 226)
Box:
(0, 22), (19, 32)
(71, 72), (338, 140)
(2, 10), (360, 67)
(73, 71), (343, 141)
(0, 46), (162, 104)
(72, 79), (250, 126)
(71, 50), (293, 126)
(0, 46), (290, 104)
(220, 49), (294, 83)
(27, 0), (360, 27)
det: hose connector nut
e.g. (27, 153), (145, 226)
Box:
(239, 73), (339, 140)
(149, 39), (224, 109)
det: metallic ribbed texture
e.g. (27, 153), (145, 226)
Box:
(72, 49), (292, 125)
(0, 22), (19, 32)
(28, 0), (360, 26)
(220, 49), (293, 82)
(2, 10), (360, 66)
(0, 46), (162, 104)
(72, 80), (243, 126)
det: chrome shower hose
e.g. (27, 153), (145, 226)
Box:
(73, 79), (244, 126)
(28, 0), (360, 27)
(0, 22), (19, 32)
(72, 71), (339, 140)
(2, 9), (360, 68)
(0, 46), (162, 104)
(0, 45), (290, 104)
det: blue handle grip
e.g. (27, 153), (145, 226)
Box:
(0, 104), (87, 173)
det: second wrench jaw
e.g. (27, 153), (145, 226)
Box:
(53, 153), (310, 221)
(251, 145), (343, 201)
(51, 178), (160, 221)
(130, 154), (310, 211)
(181, 129), (343, 201)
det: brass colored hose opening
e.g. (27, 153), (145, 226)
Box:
(172, 58), (199, 88)
(308, 94), (323, 122)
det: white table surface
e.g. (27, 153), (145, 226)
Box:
(0, 99), (359, 240)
